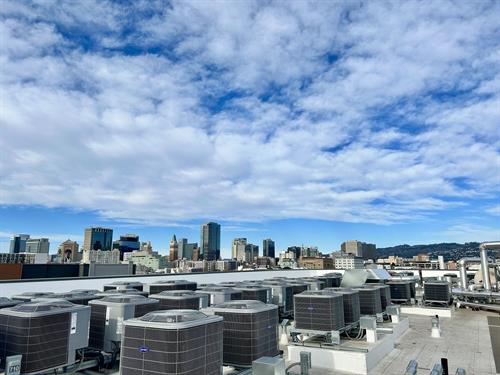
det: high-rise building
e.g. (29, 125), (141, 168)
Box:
(341, 240), (376, 260)
(57, 239), (80, 263)
(25, 238), (49, 254)
(232, 238), (247, 261)
(287, 246), (302, 259)
(83, 227), (113, 251)
(263, 239), (275, 258)
(113, 234), (140, 260)
(9, 234), (30, 254)
(200, 222), (221, 261)
(169, 235), (178, 261)
(244, 244), (259, 263)
(178, 238), (198, 260)
(140, 241), (153, 254)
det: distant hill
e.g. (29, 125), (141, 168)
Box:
(376, 242), (481, 261)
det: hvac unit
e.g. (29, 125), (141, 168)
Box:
(294, 291), (345, 331)
(0, 300), (90, 375)
(318, 273), (343, 288)
(197, 287), (242, 305)
(0, 297), (22, 308)
(197, 283), (218, 288)
(325, 288), (361, 325)
(149, 290), (209, 310)
(120, 310), (223, 375)
(39, 292), (99, 305)
(371, 284), (391, 311)
(285, 281), (309, 295)
(70, 289), (101, 295)
(11, 292), (54, 302)
(233, 285), (272, 303)
(302, 278), (326, 291)
(203, 300), (279, 367)
(218, 282), (240, 288)
(386, 281), (412, 303)
(353, 287), (382, 316)
(260, 282), (294, 316)
(95, 289), (148, 297)
(103, 281), (143, 292)
(143, 279), (197, 294)
(88, 295), (159, 352)
(424, 280), (451, 305)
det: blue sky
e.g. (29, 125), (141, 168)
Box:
(0, 1), (499, 257)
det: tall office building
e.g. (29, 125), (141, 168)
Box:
(169, 234), (178, 261)
(57, 239), (79, 263)
(341, 240), (376, 260)
(232, 238), (247, 260)
(244, 244), (259, 263)
(200, 222), (221, 261)
(178, 238), (198, 260)
(83, 227), (113, 251)
(9, 234), (30, 254)
(263, 238), (275, 258)
(113, 234), (140, 260)
(25, 238), (50, 254)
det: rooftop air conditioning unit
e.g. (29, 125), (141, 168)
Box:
(88, 295), (159, 352)
(103, 281), (143, 292)
(197, 287), (242, 305)
(37, 292), (99, 305)
(203, 300), (279, 367)
(70, 289), (101, 295)
(353, 286), (382, 316)
(284, 281), (309, 295)
(149, 290), (209, 310)
(95, 289), (148, 297)
(325, 287), (361, 326)
(302, 278), (326, 291)
(143, 279), (197, 294)
(10, 292), (54, 302)
(260, 282), (294, 316)
(217, 282), (240, 288)
(0, 300), (90, 375)
(370, 284), (392, 311)
(386, 281), (412, 303)
(424, 280), (451, 305)
(0, 297), (22, 308)
(294, 291), (344, 332)
(233, 285), (272, 303)
(120, 310), (223, 375)
(318, 273), (343, 288)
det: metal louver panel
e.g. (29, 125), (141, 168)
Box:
(424, 281), (451, 303)
(387, 281), (412, 303)
(89, 304), (106, 350)
(133, 301), (160, 318)
(294, 293), (345, 331)
(355, 287), (382, 315)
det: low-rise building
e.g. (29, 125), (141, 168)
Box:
(216, 259), (237, 272)
(83, 249), (121, 264)
(127, 251), (167, 273)
(334, 254), (364, 269)
(299, 256), (334, 270)
(0, 252), (48, 264)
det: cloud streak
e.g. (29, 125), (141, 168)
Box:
(0, 0), (499, 227)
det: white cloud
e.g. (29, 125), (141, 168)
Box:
(0, 0), (499, 229)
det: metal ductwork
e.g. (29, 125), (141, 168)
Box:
(480, 241), (500, 291)
(458, 257), (482, 289)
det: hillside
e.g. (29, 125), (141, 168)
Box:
(376, 242), (481, 261)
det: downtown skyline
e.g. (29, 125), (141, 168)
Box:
(0, 1), (499, 254)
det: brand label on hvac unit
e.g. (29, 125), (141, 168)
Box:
(6, 355), (22, 375)
(138, 346), (150, 353)
(105, 307), (110, 325)
(70, 312), (77, 334)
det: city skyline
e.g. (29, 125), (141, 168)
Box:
(1, 2), (499, 254)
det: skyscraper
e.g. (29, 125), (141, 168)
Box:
(232, 238), (247, 261)
(9, 234), (30, 254)
(25, 238), (50, 254)
(200, 222), (221, 261)
(112, 234), (140, 260)
(178, 238), (198, 260)
(263, 238), (275, 258)
(83, 227), (113, 251)
(169, 234), (178, 261)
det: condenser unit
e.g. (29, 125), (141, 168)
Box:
(203, 300), (279, 367)
(285, 281), (309, 295)
(260, 282), (294, 316)
(0, 300), (90, 375)
(88, 295), (159, 352)
(120, 310), (223, 375)
(39, 292), (99, 305)
(233, 285), (272, 303)
(149, 290), (209, 310)
(302, 278), (326, 291)
(0, 297), (22, 308)
(353, 286), (383, 316)
(424, 280), (451, 305)
(70, 289), (101, 295)
(11, 292), (54, 302)
(294, 291), (345, 332)
(325, 287), (361, 326)
(95, 289), (148, 297)
(386, 281), (412, 303)
(318, 273), (343, 288)
(197, 287), (242, 305)
(143, 279), (197, 294)
(103, 281), (143, 292)
(370, 284), (392, 311)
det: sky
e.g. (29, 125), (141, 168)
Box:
(0, 0), (499, 257)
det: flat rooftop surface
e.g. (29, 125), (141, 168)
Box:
(287, 309), (497, 375)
